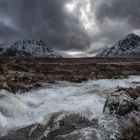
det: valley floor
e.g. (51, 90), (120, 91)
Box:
(0, 57), (140, 92)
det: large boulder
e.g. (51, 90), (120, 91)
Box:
(117, 86), (140, 99)
(103, 91), (135, 115)
(0, 112), (97, 140)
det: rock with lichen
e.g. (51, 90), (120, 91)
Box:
(103, 91), (135, 115)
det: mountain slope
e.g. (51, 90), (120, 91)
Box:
(96, 33), (140, 57)
(0, 39), (62, 58)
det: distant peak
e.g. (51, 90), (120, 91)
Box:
(0, 39), (63, 58)
(96, 33), (140, 57)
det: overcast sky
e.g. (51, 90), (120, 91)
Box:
(0, 0), (140, 57)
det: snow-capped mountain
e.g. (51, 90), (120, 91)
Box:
(0, 39), (62, 58)
(96, 33), (140, 57)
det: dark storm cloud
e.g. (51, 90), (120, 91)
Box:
(96, 0), (140, 29)
(0, 22), (19, 40)
(0, 0), (90, 51)
(86, 0), (140, 54)
(0, 0), (140, 55)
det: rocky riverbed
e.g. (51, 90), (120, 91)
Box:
(0, 76), (140, 140)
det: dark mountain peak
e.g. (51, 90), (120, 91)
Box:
(97, 33), (140, 57)
(12, 39), (47, 48)
(116, 33), (140, 47)
(126, 33), (140, 40)
(0, 39), (63, 58)
(123, 33), (140, 42)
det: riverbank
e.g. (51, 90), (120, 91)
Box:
(0, 57), (140, 93)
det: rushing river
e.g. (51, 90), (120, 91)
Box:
(0, 76), (140, 139)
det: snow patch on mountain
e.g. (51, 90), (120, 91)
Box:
(97, 33), (140, 57)
(0, 39), (62, 58)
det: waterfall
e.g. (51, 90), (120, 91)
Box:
(0, 90), (29, 118)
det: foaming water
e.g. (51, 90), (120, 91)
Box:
(0, 76), (140, 138)
(0, 90), (29, 118)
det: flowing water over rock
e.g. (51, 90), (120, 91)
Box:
(0, 76), (140, 139)
(0, 90), (29, 118)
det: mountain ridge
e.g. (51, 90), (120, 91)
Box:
(0, 39), (62, 58)
(96, 33), (140, 57)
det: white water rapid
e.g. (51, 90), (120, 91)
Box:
(0, 76), (140, 139)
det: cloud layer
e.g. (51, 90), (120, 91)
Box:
(0, 0), (139, 56)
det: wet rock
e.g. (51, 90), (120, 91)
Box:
(0, 124), (43, 140)
(1, 112), (96, 140)
(117, 86), (140, 99)
(69, 76), (88, 83)
(46, 113), (94, 140)
(134, 97), (140, 111)
(103, 91), (135, 115)
(103, 90), (140, 140)
(51, 128), (98, 140)
(0, 82), (15, 93)
(121, 125), (140, 140)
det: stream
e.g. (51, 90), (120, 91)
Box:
(0, 76), (140, 139)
